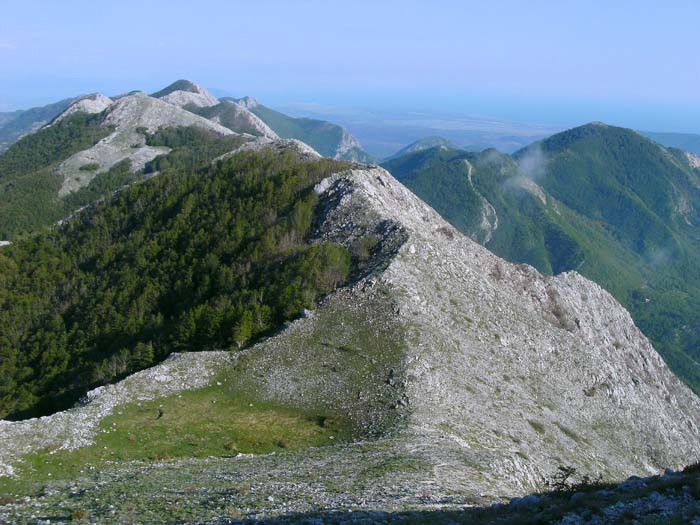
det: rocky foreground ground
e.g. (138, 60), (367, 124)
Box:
(2, 463), (700, 524)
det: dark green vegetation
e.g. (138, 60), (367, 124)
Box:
(0, 112), (111, 238)
(142, 125), (246, 174)
(0, 97), (75, 153)
(384, 123), (700, 392)
(248, 102), (374, 162)
(0, 148), (353, 419)
(383, 146), (589, 275)
(642, 130), (700, 154)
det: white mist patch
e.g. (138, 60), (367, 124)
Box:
(502, 175), (548, 205)
(517, 144), (549, 181)
(646, 246), (673, 267)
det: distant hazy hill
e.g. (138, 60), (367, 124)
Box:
(236, 97), (374, 162)
(641, 130), (700, 153)
(384, 123), (700, 392)
(0, 98), (76, 153)
(383, 136), (464, 161)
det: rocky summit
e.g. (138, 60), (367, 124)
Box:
(1, 134), (699, 522)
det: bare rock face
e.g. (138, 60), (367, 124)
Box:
(57, 92), (233, 195)
(2, 146), (700, 512)
(159, 89), (219, 108)
(686, 151), (700, 169)
(100, 92), (230, 134)
(51, 93), (113, 124)
(335, 128), (364, 157)
(235, 95), (259, 110)
(152, 81), (276, 138)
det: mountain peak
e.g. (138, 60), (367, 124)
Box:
(152, 79), (205, 97)
(151, 79), (219, 108)
(50, 92), (113, 125)
(384, 135), (464, 161)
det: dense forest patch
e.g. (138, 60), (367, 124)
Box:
(0, 113), (110, 238)
(0, 149), (352, 419)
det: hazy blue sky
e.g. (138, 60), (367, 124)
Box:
(1, 0), (699, 131)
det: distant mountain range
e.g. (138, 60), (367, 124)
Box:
(379, 128), (700, 161)
(383, 123), (700, 392)
(234, 97), (373, 162)
(641, 130), (700, 154)
(0, 80), (373, 161)
(0, 80), (373, 238)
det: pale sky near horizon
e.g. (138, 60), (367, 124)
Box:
(1, 0), (699, 132)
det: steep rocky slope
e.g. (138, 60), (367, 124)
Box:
(153, 80), (278, 138)
(1, 142), (699, 522)
(384, 126), (700, 395)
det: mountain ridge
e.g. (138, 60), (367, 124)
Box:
(0, 97), (77, 153)
(0, 79), (372, 238)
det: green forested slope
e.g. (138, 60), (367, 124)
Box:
(0, 149), (352, 419)
(0, 120), (245, 239)
(0, 113), (111, 238)
(519, 124), (700, 390)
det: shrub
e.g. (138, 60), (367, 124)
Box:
(69, 509), (88, 520)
